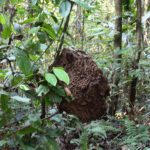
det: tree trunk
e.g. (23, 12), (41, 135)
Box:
(147, 0), (150, 11)
(146, 0), (150, 46)
(110, 0), (122, 115)
(129, 0), (143, 115)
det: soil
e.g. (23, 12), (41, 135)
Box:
(53, 48), (110, 122)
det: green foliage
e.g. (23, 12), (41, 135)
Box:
(80, 130), (88, 150)
(0, 0), (150, 149)
(73, 0), (91, 10)
(121, 118), (150, 149)
(53, 67), (70, 85)
(59, 0), (71, 17)
(15, 48), (33, 76)
(45, 73), (57, 86)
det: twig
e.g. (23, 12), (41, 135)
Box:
(57, 2), (74, 56)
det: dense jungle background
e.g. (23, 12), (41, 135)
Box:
(0, 0), (150, 149)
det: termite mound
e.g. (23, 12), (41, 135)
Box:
(53, 48), (110, 122)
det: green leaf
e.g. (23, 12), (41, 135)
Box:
(0, 0), (5, 5)
(0, 14), (6, 24)
(40, 44), (48, 51)
(17, 126), (37, 135)
(49, 92), (62, 103)
(11, 96), (30, 103)
(2, 25), (12, 39)
(29, 54), (40, 61)
(53, 67), (70, 85)
(11, 76), (23, 86)
(51, 86), (66, 97)
(45, 73), (57, 86)
(90, 126), (107, 139)
(15, 49), (33, 76)
(0, 70), (5, 80)
(22, 18), (37, 24)
(31, 0), (38, 5)
(80, 130), (88, 150)
(29, 26), (40, 34)
(73, 0), (91, 10)
(42, 24), (56, 40)
(48, 139), (59, 150)
(0, 140), (7, 147)
(0, 91), (9, 111)
(37, 32), (47, 43)
(59, 1), (71, 17)
(36, 84), (49, 96)
(19, 84), (30, 91)
(10, 0), (19, 4)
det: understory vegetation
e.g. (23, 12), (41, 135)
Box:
(0, 0), (150, 149)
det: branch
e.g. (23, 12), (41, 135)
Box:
(57, 2), (74, 55)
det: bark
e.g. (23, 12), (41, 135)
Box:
(147, 0), (150, 11)
(74, 6), (85, 50)
(146, 0), (150, 46)
(110, 0), (122, 115)
(129, 0), (143, 114)
(114, 0), (122, 52)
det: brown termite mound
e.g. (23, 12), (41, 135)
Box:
(53, 48), (110, 122)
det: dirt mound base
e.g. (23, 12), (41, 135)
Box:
(54, 48), (110, 122)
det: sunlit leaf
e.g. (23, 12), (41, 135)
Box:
(29, 26), (40, 34)
(45, 73), (57, 86)
(59, 1), (71, 17)
(19, 84), (30, 91)
(42, 25), (56, 40)
(0, 140), (7, 147)
(73, 0), (91, 10)
(22, 18), (37, 24)
(2, 25), (12, 39)
(31, 0), (38, 5)
(0, 14), (6, 24)
(53, 67), (70, 85)
(11, 96), (30, 103)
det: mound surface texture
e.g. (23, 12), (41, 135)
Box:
(54, 48), (110, 122)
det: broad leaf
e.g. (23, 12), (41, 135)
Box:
(17, 126), (37, 135)
(0, 91), (9, 111)
(36, 84), (49, 96)
(2, 25), (12, 39)
(42, 24), (56, 40)
(11, 96), (30, 103)
(0, 14), (6, 24)
(59, 1), (71, 17)
(19, 84), (30, 91)
(53, 67), (70, 85)
(45, 73), (57, 86)
(0, 140), (7, 147)
(15, 49), (33, 76)
(49, 92), (62, 103)
(29, 26), (40, 34)
(22, 18), (37, 24)
(73, 0), (91, 10)
(31, 0), (38, 5)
